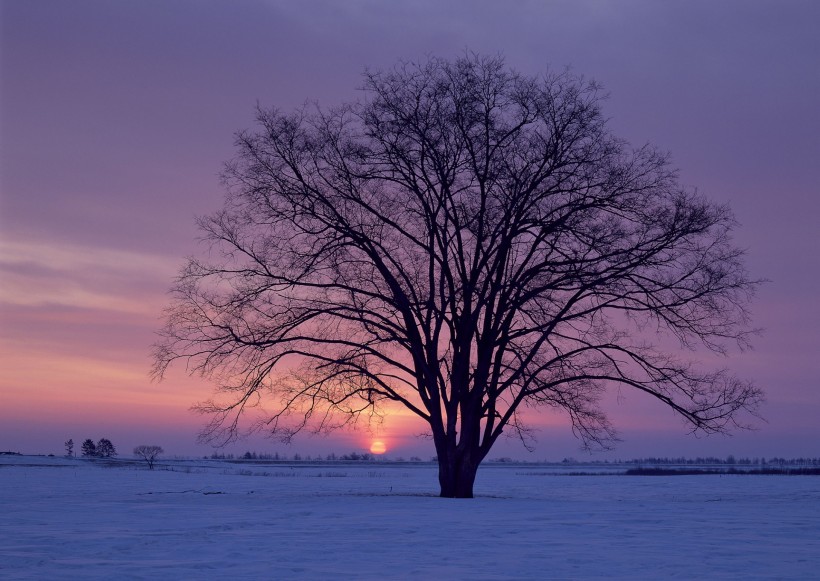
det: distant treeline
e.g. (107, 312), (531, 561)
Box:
(206, 451), (426, 462)
(626, 467), (820, 476)
(558, 456), (820, 467)
(205, 452), (820, 466)
(628, 456), (819, 466)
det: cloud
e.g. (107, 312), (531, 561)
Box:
(0, 240), (179, 315)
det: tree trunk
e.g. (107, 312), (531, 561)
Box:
(437, 447), (480, 498)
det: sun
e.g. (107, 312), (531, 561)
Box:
(369, 440), (387, 455)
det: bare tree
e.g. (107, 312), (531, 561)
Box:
(65, 438), (74, 458)
(154, 54), (761, 498)
(133, 445), (164, 470)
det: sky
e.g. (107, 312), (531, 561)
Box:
(1, 0), (818, 460)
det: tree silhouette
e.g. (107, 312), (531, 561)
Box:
(133, 445), (164, 470)
(96, 438), (117, 458)
(154, 54), (761, 498)
(64, 438), (74, 458)
(81, 439), (96, 457)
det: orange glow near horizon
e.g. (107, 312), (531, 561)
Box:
(0, 238), (750, 457)
(0, 240), (788, 458)
(369, 440), (387, 455)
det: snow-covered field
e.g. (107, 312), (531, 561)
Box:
(2, 455), (819, 579)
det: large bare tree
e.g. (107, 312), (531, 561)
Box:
(154, 54), (761, 497)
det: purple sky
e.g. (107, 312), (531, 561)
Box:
(1, 0), (818, 460)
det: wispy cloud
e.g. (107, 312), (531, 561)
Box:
(0, 240), (179, 315)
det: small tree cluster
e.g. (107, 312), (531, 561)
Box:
(80, 438), (117, 458)
(133, 445), (164, 469)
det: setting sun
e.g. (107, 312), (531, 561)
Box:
(369, 440), (387, 455)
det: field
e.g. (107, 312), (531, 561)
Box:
(2, 455), (819, 579)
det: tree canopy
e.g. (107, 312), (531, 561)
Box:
(154, 54), (761, 497)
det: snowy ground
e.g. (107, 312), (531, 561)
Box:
(2, 455), (819, 579)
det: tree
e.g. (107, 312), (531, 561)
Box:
(81, 439), (96, 458)
(133, 445), (164, 470)
(96, 438), (117, 458)
(154, 54), (762, 498)
(65, 438), (74, 458)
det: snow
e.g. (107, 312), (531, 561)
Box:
(2, 455), (819, 579)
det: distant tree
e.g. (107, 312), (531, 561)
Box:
(154, 54), (762, 498)
(96, 438), (117, 458)
(133, 445), (164, 470)
(81, 439), (96, 457)
(64, 438), (74, 458)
